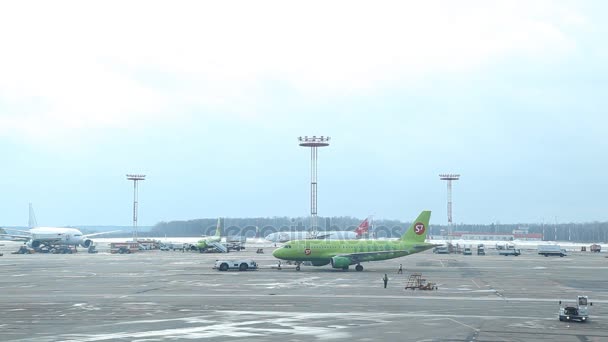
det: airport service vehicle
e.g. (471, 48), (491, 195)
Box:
(265, 217), (370, 243)
(433, 245), (450, 254)
(463, 245), (472, 255)
(213, 259), (258, 271)
(559, 296), (592, 322)
(161, 242), (188, 251)
(273, 211), (437, 271)
(498, 248), (521, 256)
(538, 245), (567, 257)
(590, 244), (601, 253)
(110, 242), (139, 254)
(477, 244), (486, 255)
(226, 242), (245, 251)
(12, 246), (35, 254)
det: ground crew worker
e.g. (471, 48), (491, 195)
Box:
(382, 274), (389, 288)
(397, 264), (403, 274)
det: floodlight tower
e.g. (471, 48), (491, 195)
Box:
(298, 136), (330, 231)
(126, 174), (146, 242)
(439, 174), (460, 237)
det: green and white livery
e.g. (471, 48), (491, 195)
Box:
(272, 211), (434, 271)
(193, 218), (223, 251)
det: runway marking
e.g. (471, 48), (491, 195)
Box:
(471, 279), (481, 288)
(444, 317), (479, 332)
(441, 318), (514, 342)
(36, 309), (608, 342)
(4, 293), (608, 304)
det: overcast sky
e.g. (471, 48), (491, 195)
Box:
(1, 0), (607, 226)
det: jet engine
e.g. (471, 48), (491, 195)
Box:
(330, 256), (351, 269)
(80, 239), (93, 248)
(28, 240), (41, 248)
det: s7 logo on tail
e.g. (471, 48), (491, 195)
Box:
(414, 222), (426, 235)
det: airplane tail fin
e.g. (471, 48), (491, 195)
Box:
(28, 203), (38, 228)
(400, 211), (431, 242)
(354, 217), (370, 237)
(215, 218), (223, 237)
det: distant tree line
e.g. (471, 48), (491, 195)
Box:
(149, 217), (608, 242)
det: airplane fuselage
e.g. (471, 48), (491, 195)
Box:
(196, 236), (221, 249)
(28, 227), (92, 248)
(272, 239), (435, 265)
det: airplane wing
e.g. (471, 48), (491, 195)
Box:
(0, 233), (31, 241)
(82, 230), (122, 238)
(310, 233), (332, 240)
(4, 229), (32, 234)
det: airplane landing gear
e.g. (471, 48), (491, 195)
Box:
(295, 262), (301, 271)
(355, 264), (363, 272)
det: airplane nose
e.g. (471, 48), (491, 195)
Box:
(272, 248), (282, 258)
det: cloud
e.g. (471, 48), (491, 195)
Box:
(0, 0), (586, 145)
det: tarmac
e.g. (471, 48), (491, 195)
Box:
(1, 243), (607, 342)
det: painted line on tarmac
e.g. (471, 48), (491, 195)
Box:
(3, 293), (608, 304)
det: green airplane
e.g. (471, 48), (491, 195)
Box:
(272, 211), (434, 271)
(194, 218), (223, 250)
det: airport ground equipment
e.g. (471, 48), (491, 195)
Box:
(162, 242), (188, 251)
(538, 245), (567, 257)
(404, 273), (437, 290)
(118, 246), (131, 254)
(433, 245), (449, 254)
(87, 245), (98, 253)
(498, 248), (521, 256)
(559, 296), (592, 322)
(226, 242), (245, 251)
(137, 239), (161, 250)
(213, 259), (258, 271)
(590, 244), (601, 253)
(496, 243), (516, 251)
(463, 245), (472, 255)
(48, 246), (77, 254)
(477, 244), (486, 255)
(110, 242), (139, 254)
(12, 245), (35, 254)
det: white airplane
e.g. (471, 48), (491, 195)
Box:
(0, 204), (120, 250)
(1, 227), (119, 249)
(265, 217), (371, 243)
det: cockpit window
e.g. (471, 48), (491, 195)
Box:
(283, 245), (292, 248)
